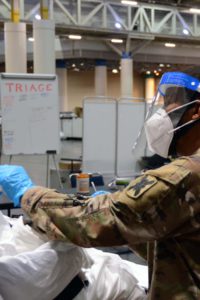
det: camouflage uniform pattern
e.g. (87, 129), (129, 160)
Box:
(22, 149), (200, 300)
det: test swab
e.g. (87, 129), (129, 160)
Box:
(91, 181), (97, 192)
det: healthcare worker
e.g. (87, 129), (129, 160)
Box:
(0, 71), (200, 299)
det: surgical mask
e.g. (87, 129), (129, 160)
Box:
(144, 100), (199, 158)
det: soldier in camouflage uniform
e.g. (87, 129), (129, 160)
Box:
(1, 72), (200, 299)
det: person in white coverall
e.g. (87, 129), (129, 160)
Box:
(0, 165), (147, 300)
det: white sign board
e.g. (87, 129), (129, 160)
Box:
(0, 73), (60, 155)
(116, 101), (146, 177)
(82, 98), (117, 175)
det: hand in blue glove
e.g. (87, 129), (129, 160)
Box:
(91, 190), (110, 197)
(0, 165), (35, 207)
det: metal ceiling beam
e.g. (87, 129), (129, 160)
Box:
(0, 0), (200, 42)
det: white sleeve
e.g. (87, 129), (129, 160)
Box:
(0, 243), (88, 300)
(75, 248), (148, 300)
(0, 212), (90, 300)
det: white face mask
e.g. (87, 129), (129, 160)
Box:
(144, 100), (199, 158)
(144, 108), (174, 158)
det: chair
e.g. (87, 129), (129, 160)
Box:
(69, 173), (104, 188)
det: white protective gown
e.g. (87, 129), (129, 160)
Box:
(0, 212), (147, 300)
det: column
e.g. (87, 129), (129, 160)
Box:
(4, 23), (27, 73)
(95, 59), (107, 96)
(56, 60), (68, 112)
(145, 75), (155, 102)
(4, 0), (26, 73)
(40, 0), (49, 20)
(33, 19), (55, 74)
(120, 52), (133, 98)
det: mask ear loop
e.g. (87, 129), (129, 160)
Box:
(168, 119), (198, 134)
(168, 100), (200, 134)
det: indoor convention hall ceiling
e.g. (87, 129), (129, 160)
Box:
(1, 0), (200, 76)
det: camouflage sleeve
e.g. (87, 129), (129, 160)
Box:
(21, 157), (197, 248)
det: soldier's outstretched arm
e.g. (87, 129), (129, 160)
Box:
(21, 156), (194, 248)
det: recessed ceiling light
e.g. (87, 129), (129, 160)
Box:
(112, 69), (119, 74)
(68, 35), (82, 40)
(165, 42), (176, 47)
(183, 28), (189, 35)
(115, 22), (122, 29)
(111, 38), (123, 43)
(28, 37), (34, 42)
(189, 8), (200, 14)
(35, 14), (41, 20)
(121, 0), (138, 6)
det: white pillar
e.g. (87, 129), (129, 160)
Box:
(145, 76), (155, 102)
(95, 59), (107, 96)
(120, 53), (133, 98)
(33, 19), (55, 74)
(56, 64), (68, 112)
(4, 22), (27, 73)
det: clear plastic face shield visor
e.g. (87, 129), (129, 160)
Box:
(132, 72), (200, 162)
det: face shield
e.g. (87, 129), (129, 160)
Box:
(133, 72), (200, 160)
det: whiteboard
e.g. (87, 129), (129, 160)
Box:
(82, 98), (117, 175)
(0, 73), (60, 155)
(116, 101), (146, 177)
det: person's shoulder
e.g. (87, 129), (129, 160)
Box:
(144, 157), (190, 186)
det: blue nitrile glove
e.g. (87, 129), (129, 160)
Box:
(0, 165), (35, 207)
(91, 190), (110, 197)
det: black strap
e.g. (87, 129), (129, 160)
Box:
(54, 274), (88, 300)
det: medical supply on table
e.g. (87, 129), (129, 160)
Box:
(91, 181), (97, 193)
(76, 173), (90, 194)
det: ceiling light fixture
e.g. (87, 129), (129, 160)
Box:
(35, 14), (41, 20)
(68, 35), (82, 40)
(121, 0), (138, 6)
(165, 42), (176, 47)
(28, 37), (34, 42)
(183, 28), (189, 35)
(112, 69), (119, 74)
(146, 71), (151, 75)
(189, 8), (200, 14)
(111, 38), (123, 43)
(115, 22), (122, 29)
(159, 63), (164, 67)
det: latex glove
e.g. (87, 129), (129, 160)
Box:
(0, 165), (35, 207)
(91, 190), (110, 197)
